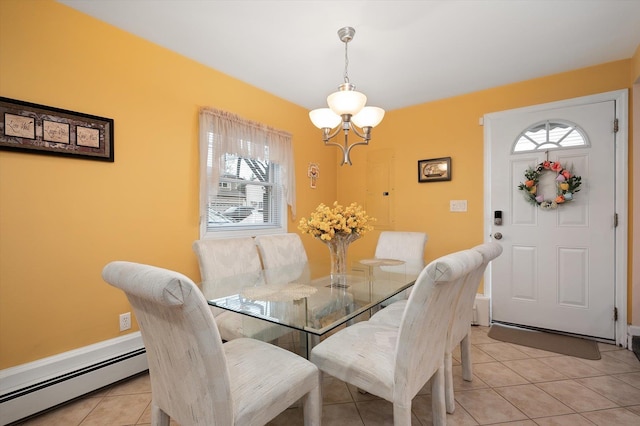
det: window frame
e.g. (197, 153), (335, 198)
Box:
(201, 156), (287, 239)
(198, 108), (294, 240)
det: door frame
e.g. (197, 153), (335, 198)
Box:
(482, 89), (629, 347)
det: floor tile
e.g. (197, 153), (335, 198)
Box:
(532, 413), (596, 425)
(16, 397), (102, 426)
(601, 348), (640, 367)
(536, 356), (604, 378)
(576, 352), (640, 374)
(580, 407), (640, 425)
(501, 358), (568, 382)
(535, 380), (618, 412)
(106, 373), (151, 396)
(475, 342), (530, 361)
(322, 375), (354, 404)
(319, 403), (364, 426)
(472, 361), (529, 387)
(452, 344), (497, 364)
(454, 389), (528, 424)
(613, 372), (640, 389)
(494, 384), (573, 418)
(412, 393), (479, 426)
(451, 365), (490, 391)
(575, 375), (640, 406)
(355, 399), (421, 425)
(79, 394), (151, 426)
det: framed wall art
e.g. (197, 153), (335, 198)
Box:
(418, 156), (451, 182)
(0, 97), (114, 162)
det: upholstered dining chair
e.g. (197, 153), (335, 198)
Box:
(255, 233), (309, 267)
(192, 237), (287, 342)
(374, 231), (428, 304)
(102, 261), (322, 426)
(369, 242), (503, 413)
(255, 233), (357, 334)
(374, 231), (428, 274)
(310, 249), (483, 425)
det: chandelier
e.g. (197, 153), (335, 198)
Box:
(309, 27), (385, 166)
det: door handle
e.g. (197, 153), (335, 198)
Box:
(493, 232), (503, 240)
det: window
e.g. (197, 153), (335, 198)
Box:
(199, 108), (295, 239)
(512, 120), (589, 153)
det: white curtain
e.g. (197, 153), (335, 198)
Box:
(198, 108), (296, 227)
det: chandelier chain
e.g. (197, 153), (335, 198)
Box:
(343, 41), (350, 84)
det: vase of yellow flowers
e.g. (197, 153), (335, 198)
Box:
(298, 202), (375, 285)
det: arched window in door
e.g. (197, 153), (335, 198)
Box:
(512, 120), (589, 153)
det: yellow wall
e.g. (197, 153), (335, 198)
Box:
(0, 0), (336, 369)
(0, 0), (636, 369)
(344, 60), (633, 261)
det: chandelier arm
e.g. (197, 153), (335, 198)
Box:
(322, 126), (343, 143)
(349, 125), (370, 141)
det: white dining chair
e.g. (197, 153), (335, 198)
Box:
(255, 233), (353, 328)
(310, 248), (483, 425)
(102, 261), (322, 426)
(374, 231), (428, 274)
(369, 242), (503, 413)
(254, 232), (309, 266)
(192, 237), (287, 342)
(374, 231), (428, 304)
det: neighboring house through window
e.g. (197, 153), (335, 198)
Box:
(199, 108), (295, 239)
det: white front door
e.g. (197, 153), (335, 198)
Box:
(485, 96), (621, 340)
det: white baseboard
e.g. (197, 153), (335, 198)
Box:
(0, 333), (147, 425)
(473, 294), (491, 326)
(628, 325), (640, 349)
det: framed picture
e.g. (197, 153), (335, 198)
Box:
(418, 156), (451, 182)
(0, 97), (114, 162)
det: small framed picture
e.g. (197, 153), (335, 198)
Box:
(0, 97), (114, 162)
(418, 157), (451, 182)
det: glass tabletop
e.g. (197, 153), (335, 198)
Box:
(202, 260), (418, 337)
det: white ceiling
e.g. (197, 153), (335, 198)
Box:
(58, 0), (640, 111)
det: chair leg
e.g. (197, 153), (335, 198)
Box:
(392, 401), (412, 426)
(303, 373), (322, 426)
(151, 403), (170, 426)
(431, 364), (446, 426)
(460, 333), (473, 381)
(444, 351), (455, 414)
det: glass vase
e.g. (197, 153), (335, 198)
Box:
(322, 232), (360, 287)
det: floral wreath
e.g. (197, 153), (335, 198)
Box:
(517, 161), (582, 210)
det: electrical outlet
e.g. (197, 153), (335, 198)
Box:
(119, 312), (131, 331)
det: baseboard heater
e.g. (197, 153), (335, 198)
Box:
(0, 333), (148, 425)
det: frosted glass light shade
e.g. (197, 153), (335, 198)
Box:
(309, 108), (342, 129)
(351, 106), (385, 128)
(327, 90), (367, 116)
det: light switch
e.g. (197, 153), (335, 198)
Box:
(450, 200), (467, 212)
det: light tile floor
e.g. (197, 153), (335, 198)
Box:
(13, 326), (640, 426)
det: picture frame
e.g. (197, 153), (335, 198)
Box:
(418, 156), (451, 182)
(0, 97), (114, 162)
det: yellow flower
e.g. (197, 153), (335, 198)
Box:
(298, 201), (375, 240)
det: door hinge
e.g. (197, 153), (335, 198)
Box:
(614, 307), (618, 321)
(614, 213), (618, 227)
(613, 118), (619, 133)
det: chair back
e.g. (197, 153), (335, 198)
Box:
(193, 237), (264, 315)
(448, 242), (503, 351)
(394, 249), (483, 400)
(193, 237), (262, 282)
(255, 233), (308, 267)
(102, 261), (233, 425)
(375, 231), (427, 274)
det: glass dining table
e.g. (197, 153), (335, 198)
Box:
(202, 259), (419, 358)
